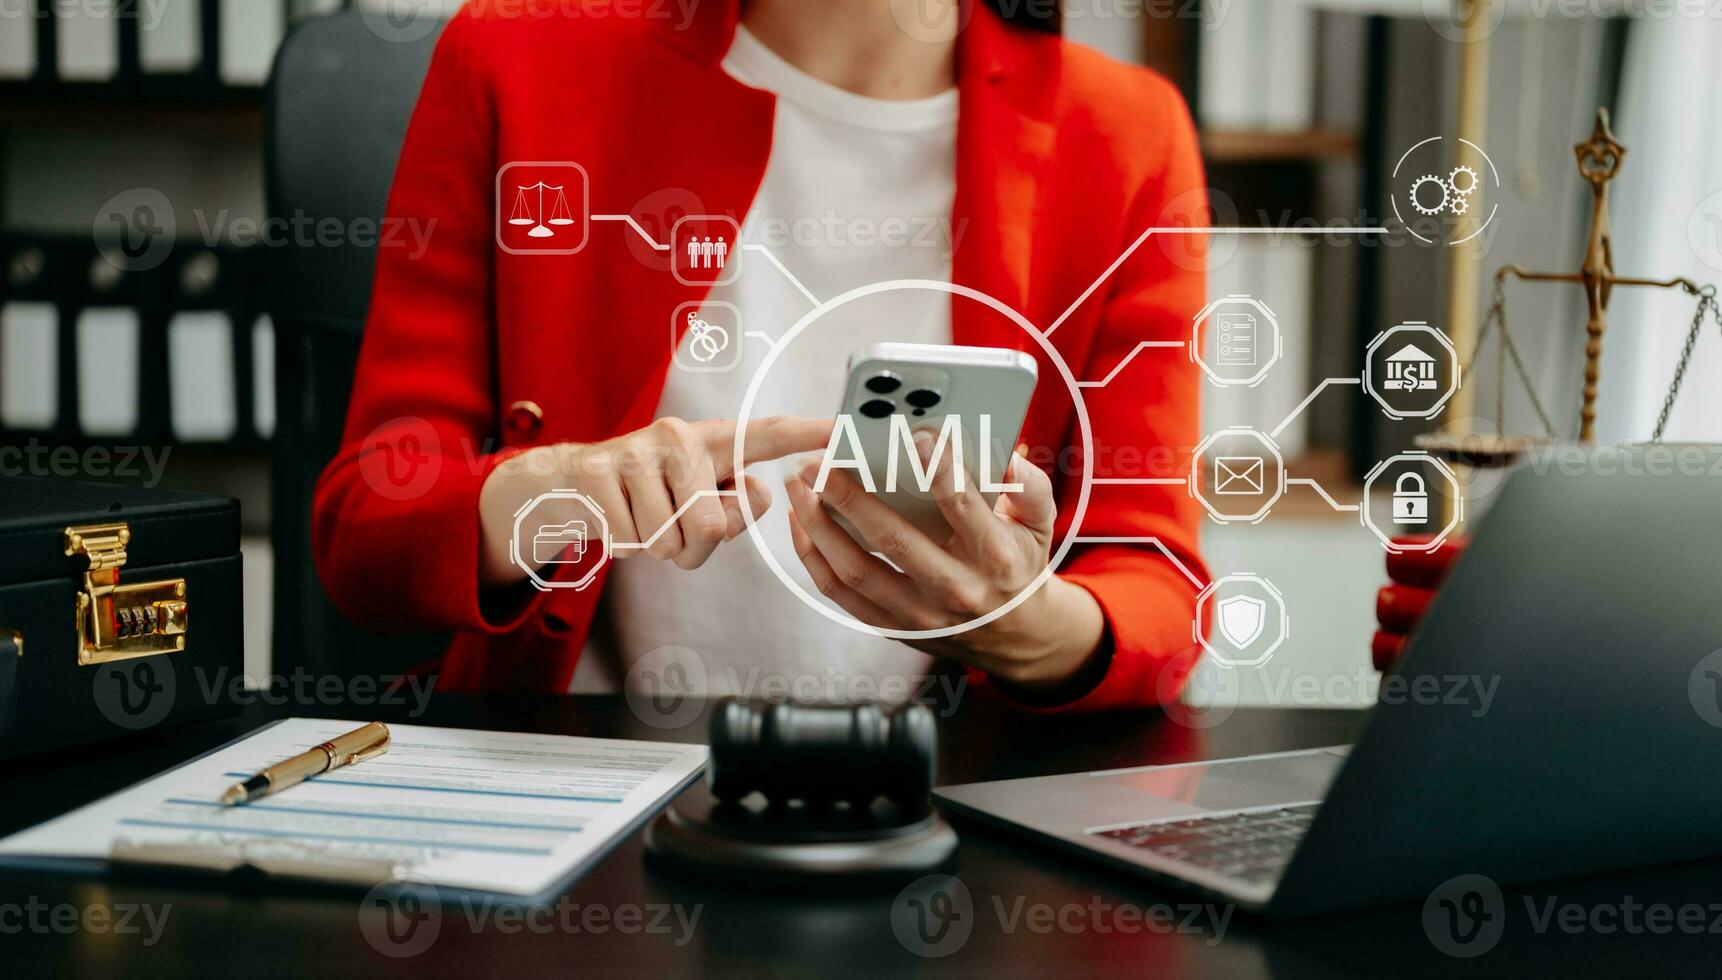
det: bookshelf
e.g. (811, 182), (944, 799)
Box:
(1144, 4), (1381, 471)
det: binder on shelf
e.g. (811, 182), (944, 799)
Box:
(168, 311), (239, 441)
(140, 0), (202, 75)
(76, 309), (142, 436)
(0, 302), (59, 430)
(0, 236), (270, 451)
(220, 0), (284, 86)
(1263, 0), (1316, 132)
(54, 0), (120, 81)
(0, 7), (33, 79)
(252, 315), (276, 439)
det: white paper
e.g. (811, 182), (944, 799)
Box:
(0, 719), (708, 897)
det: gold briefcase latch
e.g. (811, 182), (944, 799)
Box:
(63, 522), (188, 666)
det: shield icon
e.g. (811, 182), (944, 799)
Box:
(1216, 595), (1266, 648)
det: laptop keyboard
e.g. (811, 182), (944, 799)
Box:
(1091, 803), (1320, 886)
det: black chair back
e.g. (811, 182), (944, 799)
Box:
(264, 13), (448, 682)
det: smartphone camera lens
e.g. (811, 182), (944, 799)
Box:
(865, 373), (903, 395)
(905, 389), (942, 410)
(859, 399), (896, 419)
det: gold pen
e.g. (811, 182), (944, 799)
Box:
(219, 722), (391, 806)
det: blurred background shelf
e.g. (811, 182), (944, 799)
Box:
(1202, 128), (1361, 163)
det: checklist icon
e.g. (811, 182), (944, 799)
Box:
(1217, 313), (1256, 367)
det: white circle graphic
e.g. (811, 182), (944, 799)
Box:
(735, 279), (1094, 641)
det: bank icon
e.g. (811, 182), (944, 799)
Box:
(1384, 344), (1437, 391)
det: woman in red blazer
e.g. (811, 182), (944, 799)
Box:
(313, 0), (1211, 709)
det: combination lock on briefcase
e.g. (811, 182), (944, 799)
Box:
(63, 522), (189, 664)
(0, 476), (242, 760)
(1392, 472), (1430, 525)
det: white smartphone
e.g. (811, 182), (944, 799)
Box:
(822, 343), (1038, 547)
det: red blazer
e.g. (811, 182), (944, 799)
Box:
(313, 0), (1211, 710)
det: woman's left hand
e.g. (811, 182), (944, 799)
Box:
(783, 431), (1107, 691)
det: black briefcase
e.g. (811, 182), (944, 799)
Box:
(0, 476), (243, 760)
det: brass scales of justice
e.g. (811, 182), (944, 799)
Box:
(1417, 109), (1722, 468)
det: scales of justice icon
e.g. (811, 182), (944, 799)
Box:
(507, 180), (577, 239)
(1418, 109), (1721, 468)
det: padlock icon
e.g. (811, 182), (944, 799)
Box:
(1391, 472), (1429, 525)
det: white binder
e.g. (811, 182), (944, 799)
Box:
(54, 0), (119, 81)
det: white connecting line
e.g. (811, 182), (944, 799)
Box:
(741, 243), (820, 306)
(1046, 226), (1390, 337)
(744, 331), (780, 353)
(610, 489), (739, 552)
(595, 216), (813, 346)
(1287, 478), (1360, 513)
(591, 213), (669, 251)
(1271, 377), (1361, 439)
(1078, 341), (1188, 388)
(1093, 478), (1186, 486)
(1070, 536), (1207, 590)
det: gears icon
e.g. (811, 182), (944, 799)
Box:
(1391, 137), (1500, 246)
(1409, 165), (1478, 218)
(1449, 164), (1478, 196)
(1410, 174), (1449, 216)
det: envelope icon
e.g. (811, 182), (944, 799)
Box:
(1214, 456), (1265, 495)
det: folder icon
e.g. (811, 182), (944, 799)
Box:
(533, 522), (588, 564)
(1214, 456), (1265, 495)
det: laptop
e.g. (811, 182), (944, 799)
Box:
(936, 463), (1722, 916)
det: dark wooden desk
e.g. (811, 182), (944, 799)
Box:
(1, 696), (1714, 978)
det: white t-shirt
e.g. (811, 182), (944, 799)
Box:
(576, 26), (959, 698)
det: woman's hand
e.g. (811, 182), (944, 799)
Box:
(480, 416), (834, 587)
(783, 431), (1106, 691)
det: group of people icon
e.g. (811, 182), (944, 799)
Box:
(685, 235), (730, 270)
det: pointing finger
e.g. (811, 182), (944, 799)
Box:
(702, 416), (836, 481)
